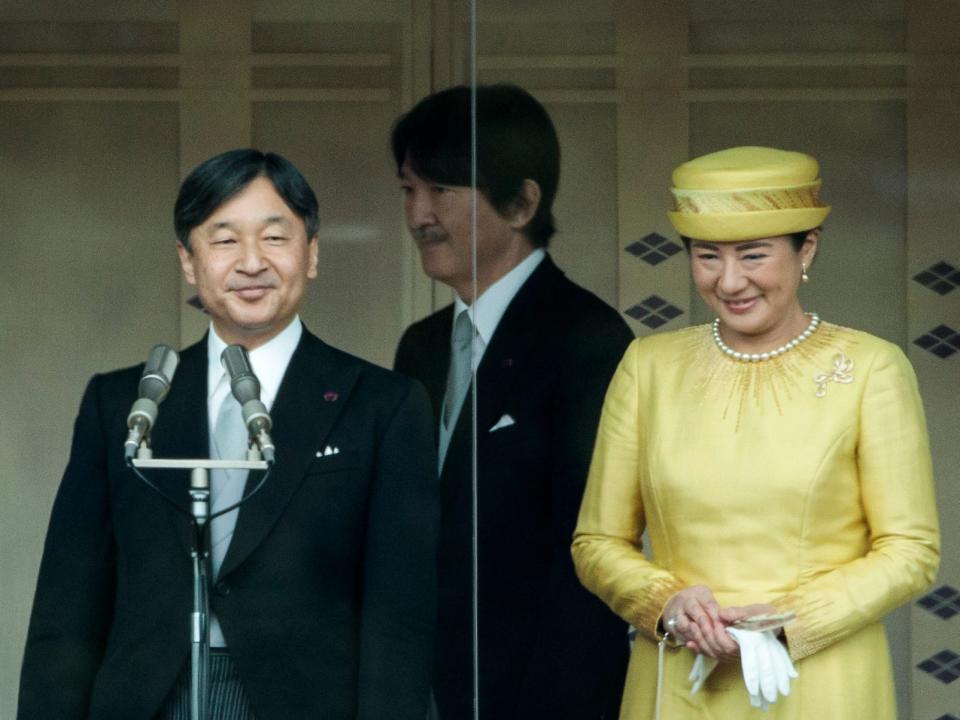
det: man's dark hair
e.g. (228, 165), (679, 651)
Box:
(391, 84), (561, 248)
(174, 149), (319, 250)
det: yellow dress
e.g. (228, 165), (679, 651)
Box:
(572, 322), (940, 719)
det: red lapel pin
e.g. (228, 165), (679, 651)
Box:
(323, 391), (339, 402)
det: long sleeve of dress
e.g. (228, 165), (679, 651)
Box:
(772, 344), (940, 660)
(572, 339), (684, 639)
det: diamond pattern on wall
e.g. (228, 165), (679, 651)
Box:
(913, 325), (960, 359)
(625, 233), (683, 266)
(914, 261), (960, 295)
(917, 650), (960, 684)
(625, 295), (683, 329)
(934, 715), (959, 720)
(917, 585), (960, 620)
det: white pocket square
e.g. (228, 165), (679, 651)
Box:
(489, 414), (515, 432)
(316, 445), (341, 457)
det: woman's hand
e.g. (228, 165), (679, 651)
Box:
(719, 603), (778, 627)
(661, 585), (741, 661)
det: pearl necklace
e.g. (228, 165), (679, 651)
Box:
(711, 312), (821, 362)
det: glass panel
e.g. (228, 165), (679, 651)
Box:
(468, 2), (633, 718)
(471, 2), (950, 719)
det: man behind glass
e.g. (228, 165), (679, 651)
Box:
(393, 85), (632, 719)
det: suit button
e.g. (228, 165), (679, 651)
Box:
(215, 581), (230, 597)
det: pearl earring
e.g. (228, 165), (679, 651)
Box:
(801, 263), (810, 283)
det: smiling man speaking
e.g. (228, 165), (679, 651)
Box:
(19, 149), (439, 720)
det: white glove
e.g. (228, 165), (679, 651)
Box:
(688, 654), (719, 694)
(726, 627), (798, 711)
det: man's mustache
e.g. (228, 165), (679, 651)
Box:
(412, 227), (447, 244)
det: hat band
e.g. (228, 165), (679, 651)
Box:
(671, 181), (824, 215)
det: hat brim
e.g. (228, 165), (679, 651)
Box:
(667, 206), (830, 242)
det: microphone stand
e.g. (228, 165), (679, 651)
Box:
(131, 449), (268, 720)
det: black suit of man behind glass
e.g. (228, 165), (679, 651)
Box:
(392, 85), (632, 719)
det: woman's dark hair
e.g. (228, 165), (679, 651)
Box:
(391, 84), (560, 248)
(174, 149), (319, 250)
(681, 230), (814, 253)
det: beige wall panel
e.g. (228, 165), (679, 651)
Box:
(0, 101), (180, 716)
(616, 0), (691, 337)
(251, 101), (406, 369)
(0, 1), (176, 21)
(547, 101), (619, 308)
(906, 74), (960, 720)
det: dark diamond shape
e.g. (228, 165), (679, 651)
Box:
(661, 242), (682, 257)
(624, 241), (649, 257)
(933, 585), (959, 599)
(643, 295), (666, 309)
(934, 605), (960, 619)
(931, 344), (958, 359)
(931, 325), (955, 339)
(948, 334), (960, 349)
(935, 668), (959, 683)
(643, 232), (667, 247)
(918, 586), (960, 619)
(642, 315), (668, 329)
(642, 251), (668, 266)
(914, 334), (938, 350)
(917, 649), (960, 684)
(935, 714), (960, 720)
(624, 305), (650, 320)
(914, 262), (960, 294)
(660, 305), (683, 320)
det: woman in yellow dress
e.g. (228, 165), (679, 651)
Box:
(572, 146), (940, 719)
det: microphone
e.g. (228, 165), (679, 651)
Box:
(124, 344), (179, 460)
(220, 344), (276, 464)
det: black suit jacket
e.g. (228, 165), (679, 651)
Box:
(19, 329), (439, 720)
(394, 255), (633, 719)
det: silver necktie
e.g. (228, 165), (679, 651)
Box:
(209, 392), (249, 580)
(443, 309), (474, 429)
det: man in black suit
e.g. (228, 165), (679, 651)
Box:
(393, 85), (633, 719)
(18, 149), (439, 719)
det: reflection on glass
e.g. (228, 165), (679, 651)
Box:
(393, 72), (635, 715)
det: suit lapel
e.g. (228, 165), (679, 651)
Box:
(439, 256), (560, 489)
(218, 330), (359, 579)
(473, 256), (559, 436)
(420, 306), (453, 445)
(148, 338), (209, 556)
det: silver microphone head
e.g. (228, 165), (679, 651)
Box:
(139, 344), (179, 402)
(221, 344), (261, 405)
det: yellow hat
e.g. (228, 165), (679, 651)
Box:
(667, 146), (831, 242)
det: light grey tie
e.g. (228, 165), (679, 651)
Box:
(209, 392), (249, 581)
(443, 309), (474, 429)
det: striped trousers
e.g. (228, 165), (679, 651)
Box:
(155, 649), (256, 720)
